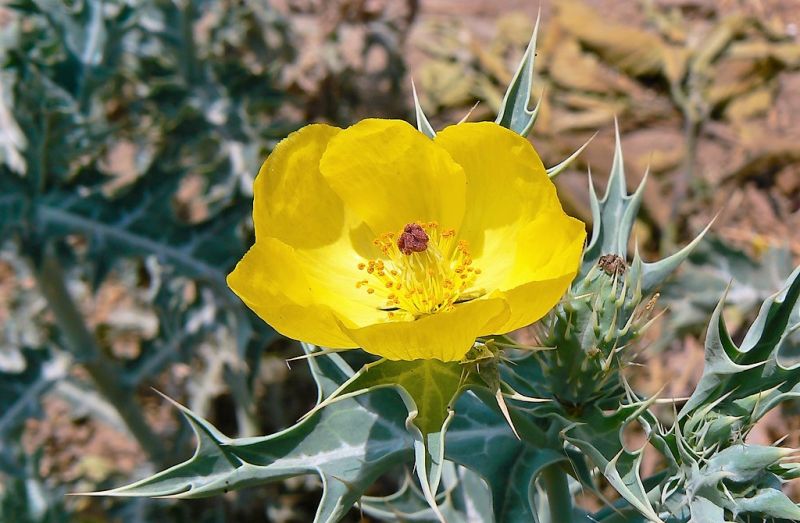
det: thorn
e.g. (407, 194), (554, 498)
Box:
(637, 306), (668, 334)
(546, 131), (596, 179)
(458, 101), (481, 124)
(285, 347), (349, 363)
(150, 387), (184, 410)
(411, 78), (435, 138)
(653, 396), (691, 404)
(495, 388), (521, 440)
(504, 391), (551, 403)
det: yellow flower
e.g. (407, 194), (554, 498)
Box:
(227, 119), (585, 362)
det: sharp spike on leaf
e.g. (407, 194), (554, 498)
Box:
(285, 347), (350, 363)
(458, 101), (481, 124)
(608, 116), (628, 200)
(301, 342), (356, 399)
(653, 396), (691, 405)
(547, 132), (596, 179)
(641, 217), (715, 293)
(149, 389), (232, 450)
(503, 391), (551, 403)
(299, 357), (387, 420)
(772, 433), (791, 447)
(494, 389), (519, 441)
(411, 78), (436, 139)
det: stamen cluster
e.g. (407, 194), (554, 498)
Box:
(356, 222), (482, 317)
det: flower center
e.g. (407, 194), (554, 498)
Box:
(397, 223), (429, 255)
(356, 222), (482, 318)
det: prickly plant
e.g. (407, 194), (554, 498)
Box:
(81, 15), (800, 523)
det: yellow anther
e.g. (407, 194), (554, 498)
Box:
(354, 222), (481, 316)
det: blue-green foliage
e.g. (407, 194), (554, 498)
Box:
(98, 21), (800, 522)
(5, 6), (800, 523)
(0, 0), (293, 519)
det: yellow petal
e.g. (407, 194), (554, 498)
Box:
(507, 213), (586, 284)
(227, 238), (357, 348)
(292, 238), (391, 328)
(495, 275), (578, 334)
(253, 124), (345, 248)
(319, 119), (466, 235)
(495, 212), (586, 333)
(434, 122), (560, 290)
(340, 297), (510, 362)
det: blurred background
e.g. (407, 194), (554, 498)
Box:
(1, 0), (799, 521)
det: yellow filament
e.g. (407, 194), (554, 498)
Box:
(355, 222), (481, 317)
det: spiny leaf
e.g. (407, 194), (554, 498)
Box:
(445, 389), (567, 522)
(689, 496), (724, 523)
(79, 350), (413, 523)
(732, 382), (800, 423)
(361, 463), (494, 523)
(581, 119), (709, 293)
(638, 220), (713, 295)
(699, 444), (792, 486)
(731, 488), (800, 520)
(561, 399), (664, 523)
(660, 236), (795, 334)
(301, 357), (476, 521)
(495, 11), (541, 136)
(679, 266), (800, 418)
(582, 119), (640, 269)
(564, 436), (663, 523)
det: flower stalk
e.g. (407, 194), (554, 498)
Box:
(541, 463), (573, 522)
(32, 248), (166, 465)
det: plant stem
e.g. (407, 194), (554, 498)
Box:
(541, 463), (573, 523)
(34, 251), (166, 465)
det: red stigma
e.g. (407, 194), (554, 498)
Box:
(397, 223), (429, 255)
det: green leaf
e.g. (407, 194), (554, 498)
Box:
(494, 12), (541, 136)
(731, 488), (800, 520)
(445, 389), (569, 523)
(562, 400), (664, 523)
(732, 383), (800, 422)
(660, 236), (794, 334)
(565, 440), (662, 523)
(581, 119), (643, 269)
(699, 444), (791, 486)
(689, 496), (724, 523)
(679, 266), (800, 419)
(580, 120), (708, 293)
(304, 358), (472, 521)
(361, 462), (494, 522)
(81, 349), (413, 523)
